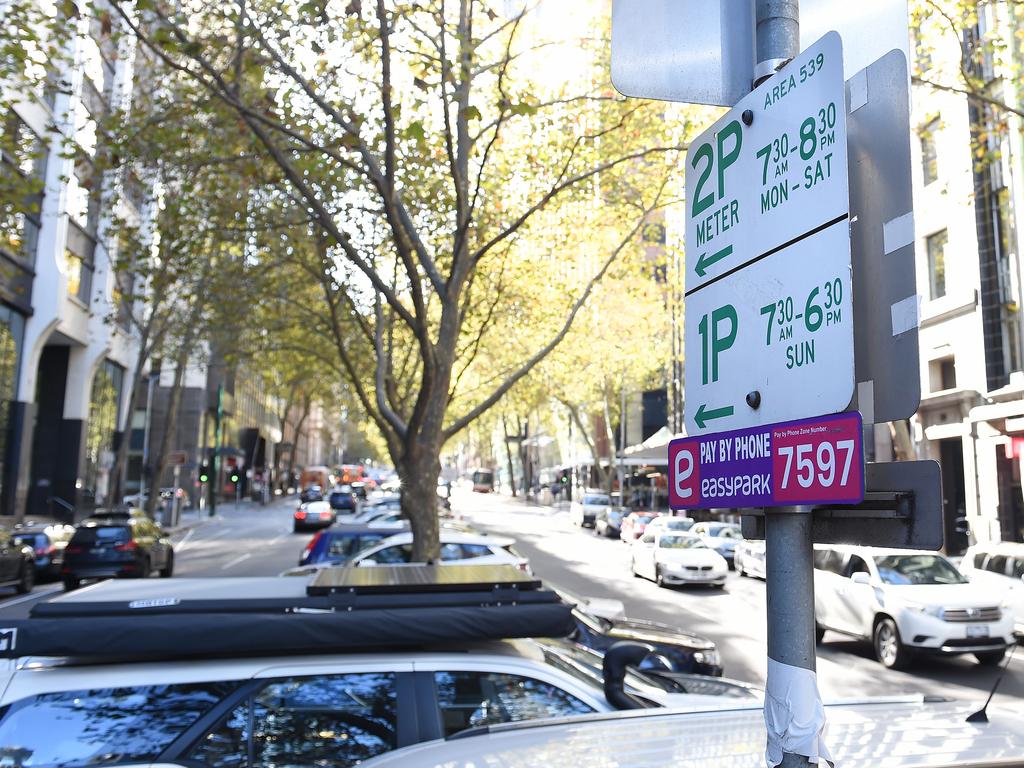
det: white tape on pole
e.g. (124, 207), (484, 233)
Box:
(882, 211), (915, 254)
(891, 294), (922, 336)
(764, 657), (833, 767)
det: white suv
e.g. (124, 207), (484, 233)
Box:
(960, 541), (1024, 639)
(0, 571), (754, 766)
(813, 544), (1015, 669)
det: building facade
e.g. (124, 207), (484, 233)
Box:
(1, 5), (144, 521)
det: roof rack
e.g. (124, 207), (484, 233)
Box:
(2, 565), (573, 662)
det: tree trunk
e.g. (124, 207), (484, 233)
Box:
(286, 394), (312, 489)
(397, 441), (441, 562)
(502, 414), (517, 497)
(109, 330), (153, 505)
(145, 347), (188, 518)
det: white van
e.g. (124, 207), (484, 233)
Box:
(960, 541), (1024, 639)
(812, 544), (1015, 669)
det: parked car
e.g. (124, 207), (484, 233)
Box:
(595, 507), (627, 538)
(960, 541), (1024, 640)
(631, 531), (728, 588)
(569, 598), (722, 676)
(298, 525), (402, 567)
(0, 567), (755, 766)
(619, 512), (659, 542)
(12, 523), (75, 580)
(61, 517), (173, 590)
(813, 544), (1016, 668)
(570, 491), (611, 528)
(0, 526), (37, 594)
(293, 500), (337, 532)
(340, 506), (406, 526)
(350, 531), (529, 570)
(691, 521), (742, 569)
(735, 539), (767, 579)
(327, 485), (359, 514)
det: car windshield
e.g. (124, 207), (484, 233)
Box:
(706, 524), (737, 537)
(583, 495), (610, 506)
(873, 554), (968, 585)
(659, 535), (704, 549)
(71, 526), (129, 545)
(305, 502), (331, 513)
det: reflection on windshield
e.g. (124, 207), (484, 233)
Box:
(538, 640), (671, 695)
(873, 555), (967, 585)
(659, 535), (705, 549)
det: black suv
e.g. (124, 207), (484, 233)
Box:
(327, 486), (358, 513)
(62, 515), (174, 591)
(0, 527), (35, 594)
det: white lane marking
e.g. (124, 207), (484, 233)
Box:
(201, 527), (233, 541)
(269, 531), (290, 546)
(174, 528), (196, 553)
(220, 553), (252, 570)
(0, 584), (61, 609)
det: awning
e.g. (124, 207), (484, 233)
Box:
(616, 426), (682, 466)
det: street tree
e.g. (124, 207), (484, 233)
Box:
(101, 0), (687, 559)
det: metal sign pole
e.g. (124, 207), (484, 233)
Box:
(756, 3), (825, 768)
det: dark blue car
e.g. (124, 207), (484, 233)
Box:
(12, 523), (75, 580)
(298, 525), (406, 566)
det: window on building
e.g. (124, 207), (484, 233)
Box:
(0, 112), (47, 263)
(920, 120), (939, 185)
(65, 222), (95, 304)
(927, 230), (947, 300)
(929, 357), (956, 392)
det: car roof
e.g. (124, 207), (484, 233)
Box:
(324, 524), (408, 535)
(967, 541), (1024, 554)
(359, 699), (1024, 768)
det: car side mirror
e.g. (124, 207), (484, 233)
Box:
(358, 559), (378, 567)
(851, 572), (871, 585)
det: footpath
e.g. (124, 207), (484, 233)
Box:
(0, 496), (293, 537)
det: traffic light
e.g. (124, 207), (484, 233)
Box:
(230, 470), (240, 484)
(199, 464), (210, 484)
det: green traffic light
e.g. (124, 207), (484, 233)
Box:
(200, 474), (209, 483)
(230, 473), (239, 483)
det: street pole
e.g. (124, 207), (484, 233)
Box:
(618, 378), (625, 507)
(210, 383), (223, 518)
(755, 3), (824, 767)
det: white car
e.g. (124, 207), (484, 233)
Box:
(630, 531), (728, 588)
(352, 530), (529, 569)
(0, 573), (753, 766)
(644, 515), (695, 535)
(570, 491), (612, 528)
(813, 544), (1016, 669)
(690, 521), (742, 569)
(960, 541), (1024, 639)
(359, 697), (1024, 768)
(735, 539), (766, 579)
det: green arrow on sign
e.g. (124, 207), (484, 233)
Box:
(694, 403), (734, 429)
(694, 244), (733, 277)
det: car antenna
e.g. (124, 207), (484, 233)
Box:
(966, 644), (1017, 723)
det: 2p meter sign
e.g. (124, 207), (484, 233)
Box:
(684, 32), (854, 435)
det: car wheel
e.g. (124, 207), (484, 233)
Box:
(631, 558), (641, 577)
(139, 557), (152, 579)
(874, 617), (911, 669)
(63, 577), (80, 592)
(655, 566), (666, 588)
(160, 551), (174, 578)
(16, 560), (34, 594)
(975, 649), (1006, 666)
(815, 621), (825, 644)
(737, 560), (746, 577)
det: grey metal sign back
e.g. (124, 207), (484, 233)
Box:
(846, 49), (921, 424)
(610, 0), (908, 107)
(611, 0), (755, 107)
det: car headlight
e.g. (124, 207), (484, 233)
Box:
(693, 649), (720, 667)
(904, 601), (943, 619)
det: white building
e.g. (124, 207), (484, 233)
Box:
(909, 4), (1024, 546)
(1, 4), (144, 519)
